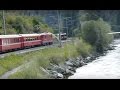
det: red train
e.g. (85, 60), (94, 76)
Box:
(0, 32), (53, 53)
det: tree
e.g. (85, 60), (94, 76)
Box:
(81, 18), (113, 53)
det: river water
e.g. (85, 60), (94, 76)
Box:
(69, 39), (120, 79)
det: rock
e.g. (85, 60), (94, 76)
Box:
(65, 61), (73, 66)
(49, 71), (58, 78)
(80, 60), (87, 66)
(76, 57), (80, 60)
(57, 73), (63, 79)
(65, 69), (74, 76)
(90, 56), (96, 60)
(70, 60), (78, 67)
(86, 56), (91, 60)
(66, 65), (72, 70)
(75, 60), (81, 67)
(69, 67), (76, 72)
(48, 70), (64, 79)
(48, 63), (65, 74)
(54, 66), (66, 74)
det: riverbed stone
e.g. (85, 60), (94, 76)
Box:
(65, 69), (74, 75)
(57, 73), (64, 79)
(65, 61), (74, 66)
(53, 66), (66, 74)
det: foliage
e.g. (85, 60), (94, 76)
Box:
(81, 18), (113, 53)
(80, 13), (99, 22)
(75, 39), (93, 58)
(0, 12), (54, 34)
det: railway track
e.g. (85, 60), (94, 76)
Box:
(0, 39), (71, 59)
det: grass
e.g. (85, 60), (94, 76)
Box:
(0, 38), (93, 79)
(9, 61), (49, 79)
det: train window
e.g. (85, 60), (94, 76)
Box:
(8, 39), (10, 44)
(4, 39), (6, 45)
(14, 38), (15, 43)
(17, 38), (19, 42)
(16, 38), (17, 43)
(6, 39), (8, 45)
(17, 38), (19, 43)
(26, 38), (29, 41)
(5, 39), (7, 45)
(15, 38), (18, 43)
(3, 39), (5, 45)
(2, 39), (3, 45)
(9, 39), (11, 44)
(2, 39), (5, 45)
(41, 35), (43, 38)
(44, 35), (46, 39)
(7, 39), (9, 44)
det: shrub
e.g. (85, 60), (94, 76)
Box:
(76, 39), (92, 58)
(81, 18), (113, 53)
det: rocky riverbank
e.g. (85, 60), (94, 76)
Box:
(45, 45), (115, 79)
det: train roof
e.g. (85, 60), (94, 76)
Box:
(0, 35), (21, 38)
(0, 32), (53, 38)
(40, 32), (52, 35)
(19, 34), (40, 37)
(56, 33), (66, 35)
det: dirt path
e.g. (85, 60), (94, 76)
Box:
(0, 60), (34, 79)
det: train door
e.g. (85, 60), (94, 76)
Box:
(20, 37), (24, 48)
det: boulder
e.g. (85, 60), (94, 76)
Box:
(57, 73), (64, 79)
(64, 69), (74, 76)
(54, 66), (66, 74)
(80, 60), (87, 66)
(65, 61), (74, 66)
(48, 70), (64, 79)
(49, 71), (58, 78)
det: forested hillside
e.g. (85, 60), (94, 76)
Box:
(0, 10), (120, 35)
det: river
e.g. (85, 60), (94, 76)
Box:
(69, 39), (120, 79)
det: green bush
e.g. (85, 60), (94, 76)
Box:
(81, 18), (113, 53)
(76, 39), (92, 57)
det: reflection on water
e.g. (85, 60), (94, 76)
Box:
(69, 39), (120, 79)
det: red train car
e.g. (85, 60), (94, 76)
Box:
(0, 35), (22, 52)
(40, 32), (53, 45)
(20, 34), (42, 48)
(0, 32), (54, 52)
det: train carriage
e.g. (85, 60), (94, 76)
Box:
(0, 35), (22, 52)
(0, 32), (54, 53)
(40, 32), (53, 45)
(20, 34), (42, 48)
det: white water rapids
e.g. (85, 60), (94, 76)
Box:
(69, 39), (120, 79)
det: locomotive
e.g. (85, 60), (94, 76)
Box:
(0, 32), (53, 52)
(56, 33), (67, 40)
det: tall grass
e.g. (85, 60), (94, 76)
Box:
(9, 61), (48, 79)
(76, 39), (93, 58)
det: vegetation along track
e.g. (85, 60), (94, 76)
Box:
(0, 39), (71, 59)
